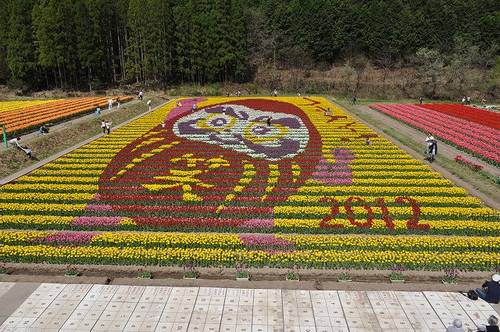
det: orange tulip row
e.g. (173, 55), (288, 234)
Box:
(0, 96), (132, 134)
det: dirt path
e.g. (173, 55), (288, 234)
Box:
(333, 101), (500, 210)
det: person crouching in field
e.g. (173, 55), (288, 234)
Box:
(9, 137), (33, 159)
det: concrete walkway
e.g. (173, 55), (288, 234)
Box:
(0, 282), (498, 332)
(0, 100), (172, 185)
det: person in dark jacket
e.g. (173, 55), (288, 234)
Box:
(486, 315), (499, 332)
(476, 274), (500, 304)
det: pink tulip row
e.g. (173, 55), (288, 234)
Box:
(376, 104), (498, 143)
(370, 103), (500, 164)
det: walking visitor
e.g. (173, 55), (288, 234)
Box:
(105, 120), (112, 134)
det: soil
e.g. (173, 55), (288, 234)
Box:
(339, 102), (499, 210)
(0, 263), (492, 293)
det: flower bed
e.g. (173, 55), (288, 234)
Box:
(0, 97), (498, 271)
(419, 103), (500, 130)
(0, 96), (133, 137)
(369, 103), (500, 165)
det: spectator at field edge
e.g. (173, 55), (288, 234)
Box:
(39, 124), (49, 135)
(486, 315), (499, 332)
(475, 274), (500, 304)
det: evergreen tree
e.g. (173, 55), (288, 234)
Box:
(7, 0), (37, 88)
(0, 0), (9, 83)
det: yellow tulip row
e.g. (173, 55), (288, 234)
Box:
(0, 230), (496, 251)
(273, 218), (500, 232)
(273, 205), (499, 218)
(0, 244), (496, 269)
(13, 175), (453, 188)
(0, 214), (497, 234)
(298, 185), (467, 195)
(287, 195), (481, 206)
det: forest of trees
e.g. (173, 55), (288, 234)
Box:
(0, 0), (498, 95)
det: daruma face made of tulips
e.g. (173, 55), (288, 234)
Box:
(92, 99), (322, 224)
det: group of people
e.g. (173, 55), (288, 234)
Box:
(108, 98), (120, 110)
(225, 90), (242, 97)
(100, 120), (112, 134)
(447, 315), (499, 332)
(461, 96), (472, 105)
(448, 274), (500, 332)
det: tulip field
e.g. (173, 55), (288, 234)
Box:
(0, 96), (132, 137)
(419, 103), (500, 130)
(369, 103), (500, 165)
(0, 97), (498, 271)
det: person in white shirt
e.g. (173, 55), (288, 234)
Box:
(9, 137), (33, 158)
(105, 120), (112, 134)
(8, 137), (21, 148)
(101, 120), (106, 133)
(147, 100), (152, 111)
(108, 99), (113, 110)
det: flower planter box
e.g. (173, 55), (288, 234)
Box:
(183, 271), (199, 280)
(65, 273), (79, 277)
(236, 277), (250, 281)
(390, 279), (405, 283)
(442, 280), (457, 285)
(286, 272), (299, 281)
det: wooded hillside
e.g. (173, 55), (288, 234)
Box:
(0, 0), (498, 97)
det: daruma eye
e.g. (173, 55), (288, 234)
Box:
(173, 104), (309, 161)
